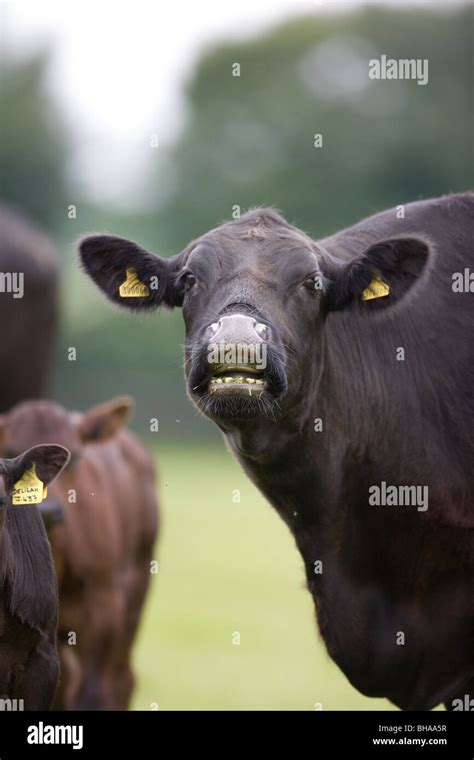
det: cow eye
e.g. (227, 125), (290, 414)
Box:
(303, 274), (322, 293)
(183, 272), (196, 291)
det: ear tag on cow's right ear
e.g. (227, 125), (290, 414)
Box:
(362, 277), (390, 301)
(12, 464), (45, 506)
(119, 268), (150, 298)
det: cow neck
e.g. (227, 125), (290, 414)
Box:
(219, 352), (345, 466)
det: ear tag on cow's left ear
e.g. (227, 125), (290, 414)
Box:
(12, 464), (45, 506)
(119, 268), (150, 298)
(362, 277), (390, 301)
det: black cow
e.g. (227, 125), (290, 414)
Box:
(0, 204), (59, 412)
(78, 192), (474, 710)
(0, 444), (70, 710)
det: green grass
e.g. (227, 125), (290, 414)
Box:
(131, 445), (397, 711)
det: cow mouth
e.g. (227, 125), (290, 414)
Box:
(208, 365), (267, 396)
(188, 343), (288, 421)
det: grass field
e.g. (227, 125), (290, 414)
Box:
(131, 445), (397, 711)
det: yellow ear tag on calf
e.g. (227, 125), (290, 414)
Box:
(362, 277), (390, 301)
(119, 268), (150, 298)
(12, 464), (46, 506)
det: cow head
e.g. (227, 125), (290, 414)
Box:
(0, 397), (133, 529)
(0, 444), (70, 532)
(78, 209), (429, 432)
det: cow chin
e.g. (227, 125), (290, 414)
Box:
(195, 390), (276, 422)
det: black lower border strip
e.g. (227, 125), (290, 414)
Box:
(0, 710), (472, 757)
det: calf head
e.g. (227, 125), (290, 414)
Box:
(0, 397), (133, 528)
(78, 209), (429, 432)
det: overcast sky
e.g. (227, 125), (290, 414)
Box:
(2, 0), (461, 205)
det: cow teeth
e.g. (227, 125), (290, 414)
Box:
(210, 374), (266, 388)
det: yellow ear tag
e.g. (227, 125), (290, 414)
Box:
(12, 464), (46, 506)
(362, 277), (390, 301)
(119, 268), (150, 298)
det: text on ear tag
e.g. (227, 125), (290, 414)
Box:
(119, 268), (150, 298)
(12, 464), (46, 506)
(362, 277), (390, 301)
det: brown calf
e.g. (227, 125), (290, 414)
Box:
(0, 397), (158, 710)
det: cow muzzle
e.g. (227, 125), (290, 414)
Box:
(206, 314), (269, 396)
(187, 308), (288, 420)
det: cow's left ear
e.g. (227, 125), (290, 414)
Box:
(78, 235), (184, 310)
(77, 396), (134, 444)
(323, 238), (430, 312)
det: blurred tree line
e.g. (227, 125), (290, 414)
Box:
(1, 4), (472, 438)
(154, 4), (473, 249)
(0, 49), (70, 230)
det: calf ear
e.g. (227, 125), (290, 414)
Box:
(323, 238), (430, 312)
(2, 444), (71, 493)
(78, 235), (183, 310)
(77, 396), (134, 444)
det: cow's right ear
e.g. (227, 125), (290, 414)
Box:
(78, 235), (183, 310)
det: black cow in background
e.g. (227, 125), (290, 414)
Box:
(79, 192), (474, 710)
(0, 204), (59, 412)
(0, 444), (70, 710)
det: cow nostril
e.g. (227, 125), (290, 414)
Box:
(209, 321), (220, 335)
(254, 322), (268, 338)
